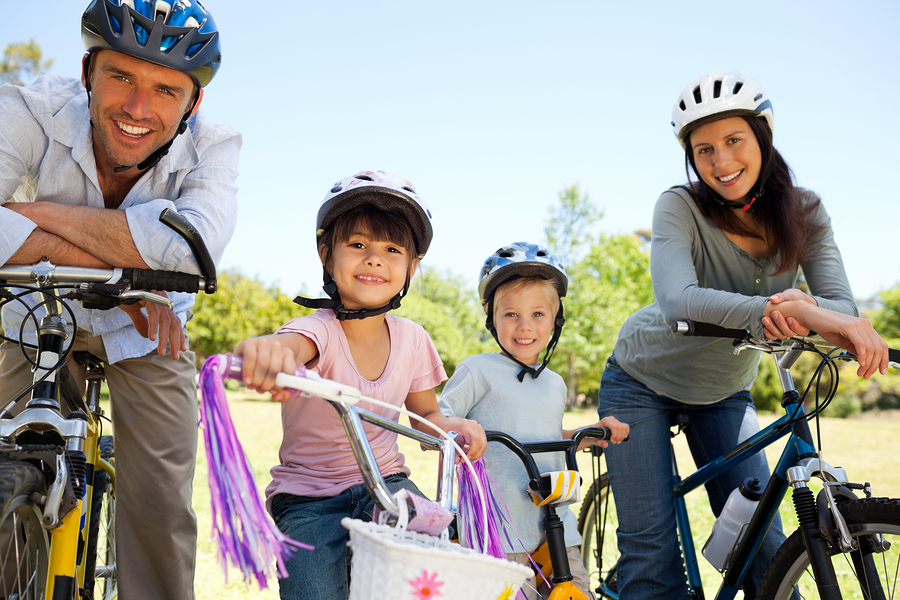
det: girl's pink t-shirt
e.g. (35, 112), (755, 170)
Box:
(265, 309), (447, 504)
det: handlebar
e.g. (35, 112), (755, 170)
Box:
(671, 319), (900, 365)
(485, 426), (612, 491)
(219, 354), (469, 521)
(0, 209), (218, 297)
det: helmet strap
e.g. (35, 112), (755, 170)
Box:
(293, 267), (405, 321)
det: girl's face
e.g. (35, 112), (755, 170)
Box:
(493, 284), (555, 366)
(690, 116), (762, 205)
(325, 227), (416, 311)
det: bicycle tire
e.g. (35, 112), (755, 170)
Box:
(756, 497), (900, 600)
(577, 472), (620, 599)
(0, 460), (50, 600)
(83, 435), (116, 600)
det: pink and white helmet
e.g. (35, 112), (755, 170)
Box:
(316, 170), (433, 258)
(671, 71), (774, 149)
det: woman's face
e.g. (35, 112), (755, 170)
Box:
(689, 116), (762, 206)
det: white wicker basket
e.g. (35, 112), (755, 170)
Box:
(343, 517), (531, 600)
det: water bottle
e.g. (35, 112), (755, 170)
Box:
(702, 477), (763, 571)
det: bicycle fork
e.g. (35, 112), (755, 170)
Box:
(786, 458), (889, 600)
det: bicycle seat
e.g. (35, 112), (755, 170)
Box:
(73, 351), (104, 370)
(670, 411), (691, 438)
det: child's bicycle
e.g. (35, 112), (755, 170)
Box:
(482, 426), (617, 600)
(0, 209), (217, 600)
(210, 355), (532, 600)
(577, 320), (900, 600)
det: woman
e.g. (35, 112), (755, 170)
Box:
(597, 71), (889, 599)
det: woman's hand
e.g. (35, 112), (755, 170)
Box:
(234, 335), (299, 402)
(770, 302), (889, 378)
(763, 289), (818, 340)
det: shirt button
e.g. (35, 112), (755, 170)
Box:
(94, 317), (101, 323)
(755, 279), (761, 284)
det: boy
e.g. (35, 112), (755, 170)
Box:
(438, 242), (628, 600)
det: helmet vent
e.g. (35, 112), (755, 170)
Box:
(713, 80), (722, 99)
(679, 100), (686, 111)
(355, 175), (374, 182)
(499, 251), (513, 258)
(402, 186), (415, 193)
(733, 81), (744, 95)
(753, 93), (763, 101)
(692, 86), (702, 104)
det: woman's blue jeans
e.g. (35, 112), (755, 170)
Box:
(598, 355), (789, 600)
(271, 473), (424, 600)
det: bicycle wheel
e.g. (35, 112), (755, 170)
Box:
(577, 472), (620, 599)
(757, 497), (900, 600)
(85, 436), (116, 600)
(0, 460), (50, 600)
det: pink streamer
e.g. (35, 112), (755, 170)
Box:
(198, 354), (312, 588)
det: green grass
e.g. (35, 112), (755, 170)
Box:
(188, 394), (900, 598)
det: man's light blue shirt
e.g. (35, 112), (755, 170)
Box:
(0, 75), (241, 363)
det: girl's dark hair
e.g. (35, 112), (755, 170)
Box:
(318, 205), (418, 288)
(679, 114), (825, 274)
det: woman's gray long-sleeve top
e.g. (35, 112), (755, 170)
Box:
(613, 186), (857, 405)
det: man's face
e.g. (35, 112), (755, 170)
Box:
(84, 50), (198, 170)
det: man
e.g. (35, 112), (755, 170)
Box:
(0, 1), (240, 597)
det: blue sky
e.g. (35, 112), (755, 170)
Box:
(3, 1), (898, 301)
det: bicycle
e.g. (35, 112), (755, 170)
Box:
(0, 209), (218, 600)
(482, 426), (615, 600)
(577, 320), (900, 600)
(205, 353), (532, 599)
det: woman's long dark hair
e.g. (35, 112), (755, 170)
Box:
(680, 114), (825, 274)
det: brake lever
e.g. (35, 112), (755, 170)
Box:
(120, 290), (174, 309)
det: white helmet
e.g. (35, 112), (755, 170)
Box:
(671, 71), (774, 149)
(316, 170), (433, 258)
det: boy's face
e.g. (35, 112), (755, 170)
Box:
(493, 284), (556, 367)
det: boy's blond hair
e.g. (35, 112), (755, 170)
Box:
(490, 276), (560, 321)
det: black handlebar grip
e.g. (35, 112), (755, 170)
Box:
(891, 348), (900, 364)
(158, 209), (217, 293)
(671, 320), (749, 340)
(131, 269), (203, 293)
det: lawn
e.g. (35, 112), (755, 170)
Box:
(191, 391), (900, 598)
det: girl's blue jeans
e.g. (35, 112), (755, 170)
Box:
(271, 473), (424, 600)
(598, 355), (789, 600)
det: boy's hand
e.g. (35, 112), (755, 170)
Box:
(234, 335), (298, 402)
(575, 417), (630, 451)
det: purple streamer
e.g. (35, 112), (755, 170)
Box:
(456, 458), (551, 597)
(198, 354), (312, 588)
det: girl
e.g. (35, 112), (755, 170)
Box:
(234, 170), (486, 600)
(598, 72), (889, 599)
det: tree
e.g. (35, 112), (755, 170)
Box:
(396, 267), (491, 383)
(544, 185), (603, 262)
(1, 40), (53, 86)
(558, 233), (653, 404)
(870, 284), (900, 340)
(188, 270), (309, 368)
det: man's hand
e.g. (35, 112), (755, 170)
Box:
(119, 290), (187, 360)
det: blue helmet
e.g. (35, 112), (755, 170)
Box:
(82, 0), (222, 87)
(478, 242), (568, 306)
